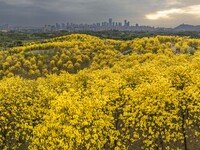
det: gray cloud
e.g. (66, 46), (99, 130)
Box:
(0, 0), (199, 27)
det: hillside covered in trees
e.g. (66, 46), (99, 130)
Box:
(1, 34), (200, 150)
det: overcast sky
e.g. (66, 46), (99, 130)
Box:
(0, 0), (200, 27)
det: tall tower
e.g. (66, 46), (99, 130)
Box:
(109, 18), (112, 26)
(124, 20), (127, 26)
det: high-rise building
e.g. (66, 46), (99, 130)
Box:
(124, 20), (130, 27)
(61, 23), (65, 28)
(124, 20), (127, 26)
(56, 23), (61, 29)
(96, 23), (101, 26)
(127, 21), (130, 27)
(112, 22), (115, 27)
(109, 18), (112, 26)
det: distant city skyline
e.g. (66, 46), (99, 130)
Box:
(2, 17), (200, 33)
(1, 18), (200, 28)
(0, 0), (200, 27)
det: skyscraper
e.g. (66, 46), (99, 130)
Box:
(109, 18), (112, 26)
(127, 21), (130, 27)
(124, 20), (130, 27)
(124, 20), (127, 27)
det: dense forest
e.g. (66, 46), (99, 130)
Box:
(1, 30), (200, 49)
(0, 34), (200, 150)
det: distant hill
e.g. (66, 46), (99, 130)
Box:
(174, 24), (200, 31)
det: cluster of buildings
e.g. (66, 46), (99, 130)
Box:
(0, 18), (155, 32)
(0, 24), (9, 32)
(43, 18), (155, 32)
(0, 24), (42, 32)
(1, 19), (199, 33)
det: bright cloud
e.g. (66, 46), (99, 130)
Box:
(146, 4), (200, 20)
(167, 0), (182, 6)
